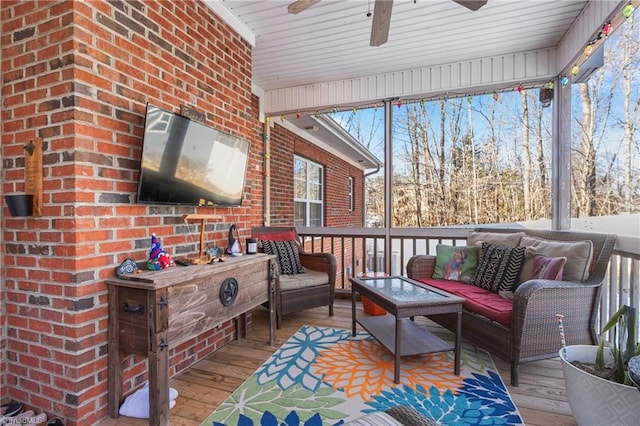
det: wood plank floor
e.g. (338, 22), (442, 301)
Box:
(99, 299), (578, 425)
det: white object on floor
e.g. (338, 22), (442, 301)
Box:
(119, 383), (179, 418)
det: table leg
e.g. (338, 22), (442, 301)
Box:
(351, 288), (356, 336)
(454, 310), (461, 375)
(394, 317), (401, 384)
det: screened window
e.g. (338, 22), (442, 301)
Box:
(294, 156), (323, 226)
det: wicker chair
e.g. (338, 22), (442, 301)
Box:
(251, 226), (337, 329)
(406, 228), (617, 386)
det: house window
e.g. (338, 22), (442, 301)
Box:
(348, 177), (354, 211)
(294, 156), (323, 226)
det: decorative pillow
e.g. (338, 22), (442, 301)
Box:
(432, 245), (478, 283)
(519, 236), (593, 282)
(471, 243), (526, 293)
(467, 231), (525, 248)
(530, 254), (566, 280)
(261, 240), (304, 275)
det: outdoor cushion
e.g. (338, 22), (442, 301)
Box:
(279, 269), (328, 291)
(261, 240), (305, 275)
(467, 231), (525, 247)
(252, 228), (298, 242)
(520, 236), (593, 281)
(432, 244), (478, 283)
(414, 278), (513, 326)
(471, 243), (525, 293)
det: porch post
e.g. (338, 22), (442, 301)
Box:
(384, 99), (393, 273)
(553, 76), (571, 230)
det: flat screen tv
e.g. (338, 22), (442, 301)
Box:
(137, 103), (250, 206)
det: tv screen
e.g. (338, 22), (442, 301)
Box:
(137, 103), (250, 206)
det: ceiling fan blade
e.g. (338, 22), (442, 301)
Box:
(370, 0), (393, 47)
(288, 0), (321, 14)
(452, 0), (488, 11)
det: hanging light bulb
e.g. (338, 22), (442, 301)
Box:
(545, 81), (554, 90)
(584, 44), (594, 56)
(419, 100), (424, 107)
(266, 116), (271, 123)
(492, 91), (499, 101)
(623, 3), (634, 18)
(332, 107), (337, 113)
(443, 93), (448, 102)
(517, 83), (524, 93)
(397, 100), (402, 108)
(602, 22), (613, 37)
(352, 107), (357, 113)
(571, 65), (580, 76)
(280, 115), (285, 122)
(296, 112), (301, 119)
(373, 103), (378, 109)
(560, 76), (569, 87)
(467, 95), (472, 103)
(314, 111), (320, 118)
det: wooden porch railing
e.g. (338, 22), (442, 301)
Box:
(297, 226), (640, 336)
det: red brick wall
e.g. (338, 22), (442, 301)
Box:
(270, 123), (365, 228)
(1, 1), (263, 424)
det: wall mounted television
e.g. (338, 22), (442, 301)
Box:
(136, 103), (250, 206)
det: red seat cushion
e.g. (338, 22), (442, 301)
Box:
(414, 278), (513, 326)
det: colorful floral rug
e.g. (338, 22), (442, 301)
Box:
(201, 325), (524, 426)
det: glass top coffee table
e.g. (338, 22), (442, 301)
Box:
(349, 275), (464, 383)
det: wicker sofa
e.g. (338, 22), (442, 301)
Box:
(406, 228), (617, 386)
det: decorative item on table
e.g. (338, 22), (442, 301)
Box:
(147, 233), (172, 270)
(116, 258), (140, 277)
(205, 245), (220, 259)
(227, 224), (242, 256)
(246, 238), (257, 254)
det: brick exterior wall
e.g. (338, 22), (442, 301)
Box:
(269, 123), (364, 228)
(0, 1), (366, 424)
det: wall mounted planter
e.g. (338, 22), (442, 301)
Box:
(4, 194), (34, 217)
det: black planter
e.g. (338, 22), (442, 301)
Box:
(4, 194), (33, 217)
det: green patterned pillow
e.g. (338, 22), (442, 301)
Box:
(432, 245), (479, 283)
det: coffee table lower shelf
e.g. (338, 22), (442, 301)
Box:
(357, 315), (454, 357)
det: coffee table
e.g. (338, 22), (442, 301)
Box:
(350, 275), (464, 383)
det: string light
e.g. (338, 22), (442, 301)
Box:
(602, 22), (613, 37)
(545, 81), (554, 90)
(467, 95), (472, 103)
(296, 112), (301, 119)
(492, 91), (499, 101)
(419, 100), (424, 107)
(584, 43), (594, 57)
(280, 115), (285, 122)
(571, 65), (580, 76)
(314, 111), (320, 118)
(266, 116), (271, 123)
(560, 76), (568, 87)
(397, 100), (402, 108)
(517, 83), (523, 94)
(623, 3), (635, 18)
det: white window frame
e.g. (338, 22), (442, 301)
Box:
(294, 155), (324, 227)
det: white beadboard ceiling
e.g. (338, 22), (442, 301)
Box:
(218, 0), (591, 92)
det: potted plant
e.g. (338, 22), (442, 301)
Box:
(559, 305), (640, 426)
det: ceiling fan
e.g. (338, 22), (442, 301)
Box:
(288, 0), (488, 47)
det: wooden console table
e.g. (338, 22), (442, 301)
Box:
(106, 253), (276, 425)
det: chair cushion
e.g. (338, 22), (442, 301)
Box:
(467, 231), (525, 247)
(415, 278), (513, 326)
(253, 228), (298, 242)
(432, 244), (478, 283)
(519, 236), (593, 281)
(262, 240), (304, 275)
(279, 269), (329, 291)
(471, 243), (525, 293)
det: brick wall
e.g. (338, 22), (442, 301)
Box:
(270, 123), (365, 228)
(1, 1), (263, 424)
